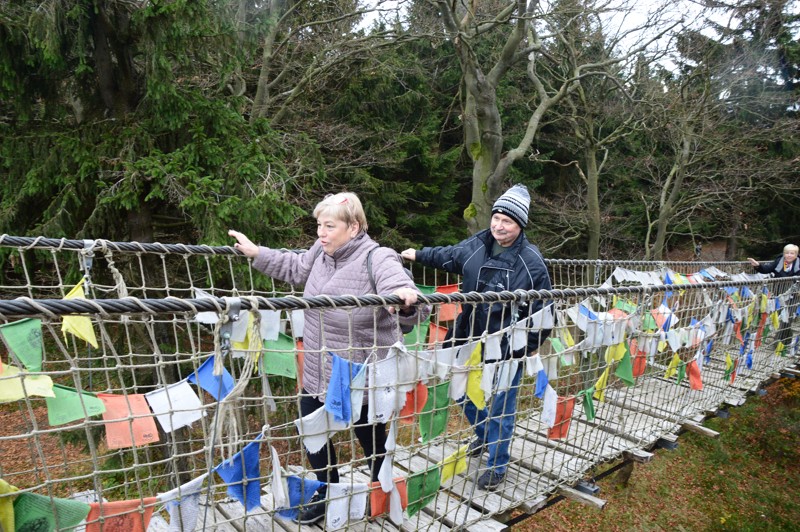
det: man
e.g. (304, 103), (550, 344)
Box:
(401, 184), (552, 490)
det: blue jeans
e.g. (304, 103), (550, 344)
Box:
(461, 365), (522, 475)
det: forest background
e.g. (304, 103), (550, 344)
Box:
(2, 0), (799, 262)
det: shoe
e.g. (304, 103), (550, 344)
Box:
(294, 492), (326, 524)
(477, 470), (505, 491)
(467, 439), (485, 457)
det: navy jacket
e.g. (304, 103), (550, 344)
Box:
(416, 229), (552, 358)
(754, 255), (800, 278)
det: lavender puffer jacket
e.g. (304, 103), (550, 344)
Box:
(252, 232), (427, 401)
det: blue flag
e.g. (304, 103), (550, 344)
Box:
(324, 352), (364, 423)
(746, 349), (753, 370)
(277, 476), (325, 520)
(534, 368), (549, 399)
(187, 356), (234, 400)
(214, 434), (263, 512)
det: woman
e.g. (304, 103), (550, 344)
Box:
(748, 244), (800, 277)
(228, 192), (425, 524)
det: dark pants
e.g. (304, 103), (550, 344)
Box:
(299, 390), (387, 486)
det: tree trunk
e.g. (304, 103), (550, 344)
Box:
(585, 145), (601, 261)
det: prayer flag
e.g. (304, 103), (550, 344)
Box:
(370, 479), (407, 519)
(144, 380), (205, 433)
(46, 384), (106, 426)
(605, 341), (627, 364)
(97, 393), (160, 449)
(416, 284), (436, 295)
(295, 405), (348, 454)
(724, 353), (735, 380)
(0, 363), (55, 403)
(428, 323), (449, 345)
(439, 444), (469, 483)
(0, 479), (18, 532)
(86, 497), (158, 532)
(277, 476), (324, 520)
(157, 473), (208, 532)
(676, 362), (686, 386)
(12, 492), (90, 532)
(0, 318), (43, 372)
(419, 381), (450, 443)
(465, 342), (485, 410)
(541, 384), (558, 427)
(664, 353), (681, 380)
(615, 348), (635, 386)
(614, 298), (637, 314)
(547, 395), (576, 440)
(399, 381), (428, 425)
(61, 278), (98, 348)
(326, 483), (369, 530)
(686, 360), (703, 391)
(261, 333), (297, 378)
(593, 367), (610, 402)
(187, 355), (234, 401)
(776, 341), (786, 357)
(577, 387), (595, 421)
(404, 320), (431, 350)
(534, 361), (549, 399)
(435, 284), (460, 322)
(324, 353), (365, 424)
(406, 466), (441, 517)
(214, 435), (263, 512)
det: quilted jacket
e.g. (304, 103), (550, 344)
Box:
(252, 232), (426, 400)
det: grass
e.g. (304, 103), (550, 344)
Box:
(515, 377), (800, 531)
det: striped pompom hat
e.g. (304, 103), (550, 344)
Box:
(491, 184), (530, 228)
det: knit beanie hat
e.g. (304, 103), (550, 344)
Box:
(492, 184), (530, 228)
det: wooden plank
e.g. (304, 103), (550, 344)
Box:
(216, 494), (288, 532)
(556, 486), (606, 510)
(622, 449), (653, 463)
(681, 421), (719, 439)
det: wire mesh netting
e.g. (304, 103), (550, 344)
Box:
(0, 236), (797, 531)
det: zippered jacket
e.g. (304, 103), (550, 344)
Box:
(416, 229), (552, 358)
(754, 255), (800, 278)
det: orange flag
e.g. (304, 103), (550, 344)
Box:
(398, 381), (428, 425)
(86, 497), (157, 532)
(97, 393), (160, 449)
(435, 284), (460, 322)
(370, 479), (408, 518)
(686, 360), (703, 391)
(629, 339), (647, 378)
(427, 323), (449, 345)
(295, 339), (304, 392)
(547, 396), (576, 440)
(755, 313), (768, 348)
(734, 321), (743, 344)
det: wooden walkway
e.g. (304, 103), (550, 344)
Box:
(146, 347), (799, 532)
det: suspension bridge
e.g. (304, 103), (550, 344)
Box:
(0, 235), (797, 531)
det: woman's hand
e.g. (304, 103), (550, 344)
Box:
(228, 230), (260, 258)
(388, 287), (419, 315)
(400, 248), (417, 262)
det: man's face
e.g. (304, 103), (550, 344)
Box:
(785, 248), (798, 263)
(490, 213), (521, 247)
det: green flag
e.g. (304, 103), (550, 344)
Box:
(261, 333), (297, 378)
(404, 320), (431, 350)
(406, 465), (441, 517)
(614, 347), (635, 387)
(13, 492), (90, 532)
(549, 337), (565, 353)
(641, 313), (657, 332)
(577, 387), (596, 421)
(676, 363), (686, 386)
(415, 284), (437, 295)
(614, 298), (637, 314)
(0, 318), (43, 372)
(46, 384), (106, 426)
(419, 381), (450, 443)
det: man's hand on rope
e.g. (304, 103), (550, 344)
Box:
(228, 230), (260, 258)
(400, 248), (417, 262)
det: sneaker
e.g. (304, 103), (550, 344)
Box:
(467, 439), (485, 457)
(294, 492), (326, 524)
(477, 470), (505, 491)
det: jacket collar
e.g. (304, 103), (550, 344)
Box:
(477, 228), (526, 266)
(325, 231), (371, 264)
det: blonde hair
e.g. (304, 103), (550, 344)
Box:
(312, 192), (368, 232)
(784, 244), (799, 254)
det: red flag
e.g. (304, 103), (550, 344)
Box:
(436, 284), (460, 322)
(86, 498), (157, 532)
(629, 339), (647, 377)
(428, 323), (449, 345)
(295, 339), (304, 391)
(686, 360), (703, 391)
(755, 313), (768, 348)
(399, 381), (428, 425)
(370, 478), (408, 518)
(734, 321), (743, 344)
(547, 396), (576, 440)
(731, 358), (739, 384)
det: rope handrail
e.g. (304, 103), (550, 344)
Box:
(0, 278), (793, 318)
(0, 234), (750, 267)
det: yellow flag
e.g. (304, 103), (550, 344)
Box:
(466, 343), (485, 410)
(725, 352), (733, 372)
(61, 279), (98, 348)
(232, 312), (262, 362)
(776, 342), (786, 357)
(745, 303), (755, 329)
(0, 478), (18, 532)
(664, 353), (681, 379)
(439, 444), (469, 483)
(605, 336), (627, 364)
(760, 294), (768, 311)
(593, 367), (610, 402)
(657, 340), (667, 353)
(771, 311), (780, 331)
(0, 363), (55, 403)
